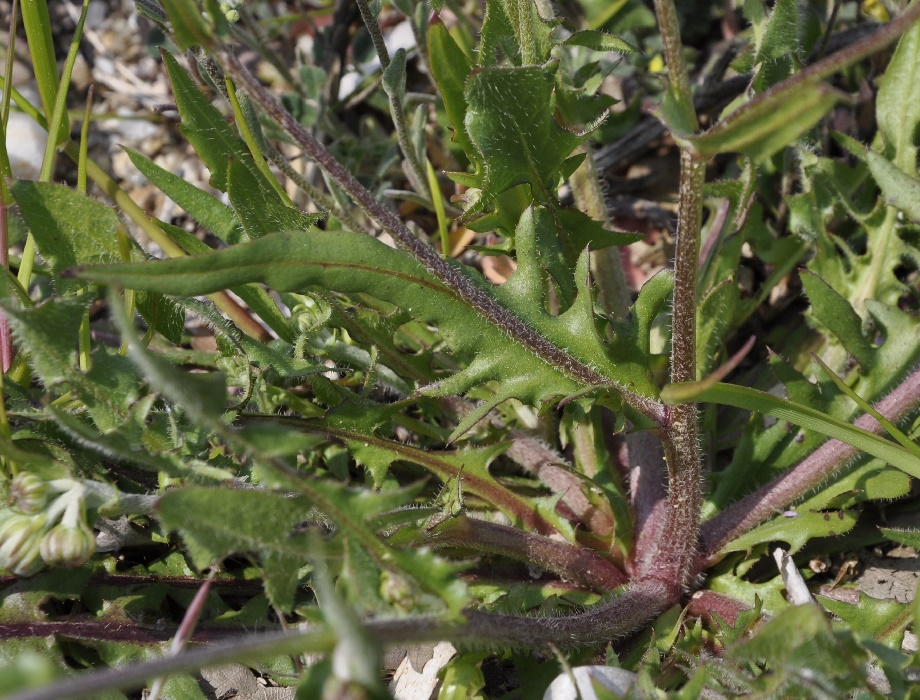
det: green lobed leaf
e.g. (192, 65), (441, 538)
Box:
(818, 592), (911, 645)
(258, 472), (470, 616)
(824, 136), (920, 309)
(10, 181), (121, 295)
(74, 227), (660, 436)
(720, 509), (858, 556)
(557, 29), (638, 54)
(251, 412), (575, 537)
(851, 302), (920, 404)
(463, 66), (591, 211)
(800, 269), (876, 368)
(157, 487), (315, 611)
(876, 19), (920, 170)
(727, 603), (873, 693)
(879, 527), (920, 549)
(428, 15), (476, 156)
(865, 146), (920, 223)
(796, 457), (911, 512)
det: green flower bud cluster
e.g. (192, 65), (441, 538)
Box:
(219, 1), (241, 22)
(0, 513), (50, 576)
(0, 473), (97, 576)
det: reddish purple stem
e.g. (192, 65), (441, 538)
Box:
(700, 364), (920, 562)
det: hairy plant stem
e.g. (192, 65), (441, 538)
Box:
(570, 147), (630, 322)
(700, 364), (920, 562)
(8, 580), (671, 700)
(454, 396), (618, 543)
(0, 197), (13, 375)
(221, 50), (664, 421)
(507, 0), (539, 65)
(427, 515), (628, 590)
(652, 0), (699, 131)
(649, 2), (706, 591)
(262, 141), (372, 235)
(627, 431), (667, 577)
(355, 0), (431, 199)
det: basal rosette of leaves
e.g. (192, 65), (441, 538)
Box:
(1, 0), (920, 698)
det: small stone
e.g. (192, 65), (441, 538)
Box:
(543, 666), (636, 700)
(5, 111), (48, 180)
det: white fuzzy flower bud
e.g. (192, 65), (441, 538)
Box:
(9, 472), (49, 515)
(40, 521), (96, 568)
(0, 514), (48, 576)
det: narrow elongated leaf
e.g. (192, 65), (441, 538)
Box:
(664, 381), (920, 479)
(755, 0), (801, 62)
(109, 289), (229, 423)
(811, 353), (920, 458)
(125, 147), (243, 242)
(381, 48), (408, 102)
(74, 228), (660, 438)
(162, 50), (252, 191)
(160, 0), (214, 50)
(479, 0), (558, 66)
(680, 82), (842, 161)
(156, 220), (296, 342)
(428, 15), (476, 155)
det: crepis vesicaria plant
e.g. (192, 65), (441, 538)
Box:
(2, 0), (920, 697)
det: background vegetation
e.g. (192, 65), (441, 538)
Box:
(1, 0), (920, 697)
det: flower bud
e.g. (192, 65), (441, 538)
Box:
(322, 677), (373, 700)
(9, 472), (49, 515)
(379, 571), (415, 611)
(39, 521), (96, 568)
(0, 514), (48, 576)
